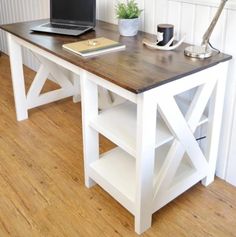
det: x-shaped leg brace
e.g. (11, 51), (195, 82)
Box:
(153, 78), (217, 211)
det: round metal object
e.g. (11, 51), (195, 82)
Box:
(184, 45), (213, 59)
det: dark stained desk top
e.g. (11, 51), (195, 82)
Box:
(0, 20), (232, 93)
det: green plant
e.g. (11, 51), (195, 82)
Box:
(116, 0), (142, 19)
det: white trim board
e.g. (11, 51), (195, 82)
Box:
(170, 0), (236, 10)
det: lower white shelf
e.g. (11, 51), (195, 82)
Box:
(89, 142), (200, 215)
(89, 147), (136, 214)
(90, 100), (207, 157)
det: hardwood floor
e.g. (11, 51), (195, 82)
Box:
(0, 53), (236, 237)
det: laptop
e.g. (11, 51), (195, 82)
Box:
(31, 0), (96, 36)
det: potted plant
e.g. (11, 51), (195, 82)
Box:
(116, 0), (143, 37)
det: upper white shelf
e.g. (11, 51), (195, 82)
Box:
(90, 100), (207, 157)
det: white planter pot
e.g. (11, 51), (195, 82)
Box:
(118, 18), (140, 36)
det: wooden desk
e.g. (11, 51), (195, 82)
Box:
(0, 20), (232, 234)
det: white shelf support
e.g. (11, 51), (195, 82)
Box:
(26, 64), (50, 101)
(71, 73), (81, 103)
(7, 34), (81, 120)
(135, 92), (157, 234)
(154, 93), (209, 198)
(202, 62), (229, 186)
(7, 33), (28, 121)
(152, 71), (220, 209)
(81, 71), (99, 188)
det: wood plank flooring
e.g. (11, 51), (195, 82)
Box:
(0, 53), (236, 237)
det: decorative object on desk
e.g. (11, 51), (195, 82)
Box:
(184, 0), (228, 59)
(116, 0), (143, 36)
(62, 37), (126, 57)
(143, 32), (185, 51)
(157, 24), (174, 46)
(143, 23), (185, 51)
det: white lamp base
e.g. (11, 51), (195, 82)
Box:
(184, 45), (213, 59)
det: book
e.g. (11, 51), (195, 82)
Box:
(62, 37), (126, 57)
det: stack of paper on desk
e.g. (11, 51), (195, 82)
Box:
(63, 37), (126, 57)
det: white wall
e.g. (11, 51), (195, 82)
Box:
(0, 0), (236, 185)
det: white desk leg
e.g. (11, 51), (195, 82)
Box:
(202, 63), (229, 186)
(72, 73), (81, 103)
(135, 93), (157, 234)
(80, 70), (99, 188)
(7, 33), (28, 121)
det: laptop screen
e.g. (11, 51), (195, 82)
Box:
(51, 0), (96, 26)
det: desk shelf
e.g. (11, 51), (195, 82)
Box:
(90, 99), (207, 157)
(89, 142), (196, 215)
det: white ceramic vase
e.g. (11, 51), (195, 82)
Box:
(118, 18), (140, 36)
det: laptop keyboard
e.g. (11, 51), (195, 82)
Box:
(43, 23), (88, 31)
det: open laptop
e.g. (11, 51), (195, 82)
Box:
(31, 0), (96, 36)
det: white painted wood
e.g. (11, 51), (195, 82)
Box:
(154, 81), (215, 205)
(7, 33), (28, 121)
(26, 64), (49, 101)
(185, 82), (216, 133)
(89, 147), (136, 214)
(89, 141), (194, 215)
(146, 66), (218, 100)
(37, 56), (74, 90)
(81, 61), (226, 235)
(27, 89), (76, 109)
(80, 71), (99, 188)
(10, 35), (84, 76)
(152, 141), (205, 211)
(36, 56), (80, 103)
(90, 101), (171, 156)
(86, 72), (137, 104)
(154, 139), (188, 205)
(202, 62), (229, 186)
(90, 100), (207, 157)
(7, 34), (81, 119)
(154, 81), (216, 196)
(134, 92), (157, 234)
(153, 166), (206, 212)
(99, 89), (127, 110)
(155, 98), (207, 194)
(71, 73), (81, 103)
(153, 142), (203, 211)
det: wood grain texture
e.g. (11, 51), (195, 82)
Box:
(0, 20), (232, 93)
(0, 54), (236, 237)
